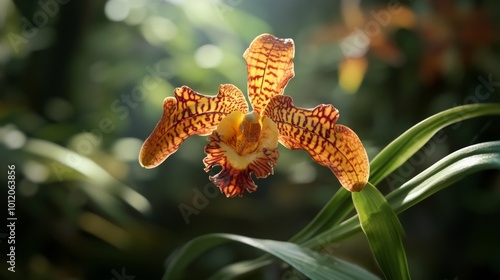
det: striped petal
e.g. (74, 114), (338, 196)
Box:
(264, 95), (369, 192)
(139, 84), (249, 168)
(244, 33), (295, 114)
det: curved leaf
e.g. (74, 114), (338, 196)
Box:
(306, 141), (500, 247)
(387, 141), (500, 214)
(207, 256), (272, 280)
(290, 187), (352, 243)
(211, 141), (500, 279)
(353, 183), (410, 280)
(369, 104), (500, 185)
(296, 104), (500, 244)
(199, 103), (500, 279)
(22, 138), (152, 223)
(164, 233), (379, 280)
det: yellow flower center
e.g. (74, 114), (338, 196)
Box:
(216, 111), (274, 156)
(210, 110), (278, 170)
(236, 112), (261, 155)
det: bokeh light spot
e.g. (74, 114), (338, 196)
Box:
(288, 161), (317, 184)
(1, 125), (27, 149)
(339, 57), (368, 94)
(111, 137), (143, 162)
(105, 0), (130, 22)
(194, 44), (223, 68)
(141, 16), (178, 45)
(23, 160), (50, 183)
(69, 132), (101, 156)
(124, 7), (147, 25)
(164, 0), (184, 5)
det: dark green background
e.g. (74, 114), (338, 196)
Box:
(1, 0), (499, 279)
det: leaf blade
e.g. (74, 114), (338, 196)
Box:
(369, 104), (500, 185)
(22, 138), (151, 223)
(164, 233), (380, 280)
(295, 104), (500, 243)
(353, 183), (410, 280)
(307, 141), (500, 247)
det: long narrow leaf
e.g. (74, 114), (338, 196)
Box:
(209, 187), (353, 279)
(369, 104), (500, 185)
(164, 233), (380, 280)
(209, 102), (500, 279)
(210, 141), (500, 279)
(22, 138), (152, 223)
(295, 104), (500, 245)
(306, 141), (500, 248)
(290, 187), (352, 243)
(353, 183), (410, 280)
(387, 141), (500, 214)
(207, 256), (273, 280)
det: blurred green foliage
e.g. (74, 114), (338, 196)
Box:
(1, 0), (499, 279)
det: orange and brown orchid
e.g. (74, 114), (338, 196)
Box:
(139, 33), (369, 197)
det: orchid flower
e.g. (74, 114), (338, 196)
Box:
(139, 33), (369, 197)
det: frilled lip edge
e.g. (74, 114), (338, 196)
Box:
(203, 131), (279, 197)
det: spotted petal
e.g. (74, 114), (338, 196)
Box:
(139, 84), (249, 168)
(244, 33), (295, 114)
(264, 95), (369, 192)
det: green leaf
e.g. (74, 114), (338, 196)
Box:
(387, 141), (500, 214)
(353, 183), (410, 280)
(22, 138), (152, 223)
(206, 102), (500, 279)
(307, 141), (500, 248)
(209, 187), (353, 279)
(211, 140), (500, 279)
(369, 103), (500, 185)
(290, 187), (352, 243)
(297, 104), (500, 245)
(164, 233), (380, 280)
(207, 256), (273, 280)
